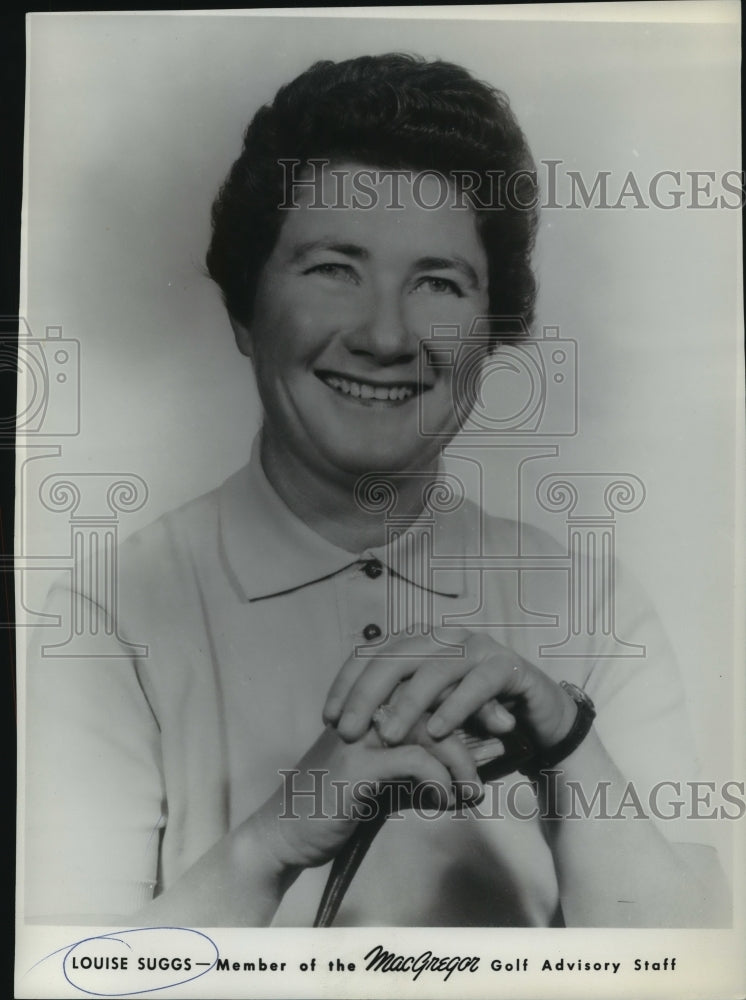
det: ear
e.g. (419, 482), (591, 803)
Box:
(229, 315), (254, 359)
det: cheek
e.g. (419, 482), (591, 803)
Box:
(300, 284), (363, 332)
(250, 307), (317, 368)
(264, 284), (355, 357)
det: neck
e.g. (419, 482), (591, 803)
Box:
(259, 430), (440, 552)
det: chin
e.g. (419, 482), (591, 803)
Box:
(326, 441), (442, 479)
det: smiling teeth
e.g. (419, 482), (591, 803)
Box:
(323, 375), (416, 401)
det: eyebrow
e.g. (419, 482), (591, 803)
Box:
(288, 240), (369, 264)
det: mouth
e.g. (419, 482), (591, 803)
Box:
(316, 371), (431, 404)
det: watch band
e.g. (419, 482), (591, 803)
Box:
(527, 681), (596, 774)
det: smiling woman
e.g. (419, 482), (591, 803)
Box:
(24, 51), (729, 930)
(230, 164), (490, 517)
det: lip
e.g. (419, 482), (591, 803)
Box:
(315, 369), (433, 405)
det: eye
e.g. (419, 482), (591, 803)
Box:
(304, 262), (359, 283)
(413, 276), (464, 297)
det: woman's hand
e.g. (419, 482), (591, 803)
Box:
(253, 716), (483, 873)
(322, 627), (578, 755)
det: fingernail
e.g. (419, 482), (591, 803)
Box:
(381, 718), (404, 743)
(493, 704), (515, 727)
(427, 715), (447, 738)
(325, 698), (341, 721)
(339, 711), (360, 736)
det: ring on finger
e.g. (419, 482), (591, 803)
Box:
(372, 703), (396, 747)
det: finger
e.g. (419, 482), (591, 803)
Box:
(473, 698), (517, 736)
(427, 654), (525, 738)
(323, 652), (369, 724)
(339, 630), (510, 743)
(335, 658), (418, 741)
(326, 628), (474, 730)
(336, 645), (466, 742)
(373, 660), (467, 744)
(372, 715), (484, 794)
(432, 681), (459, 705)
(416, 727), (483, 794)
(339, 630), (489, 742)
(369, 744), (456, 807)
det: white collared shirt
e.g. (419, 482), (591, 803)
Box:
(25, 441), (705, 925)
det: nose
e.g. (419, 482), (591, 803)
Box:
(343, 285), (418, 365)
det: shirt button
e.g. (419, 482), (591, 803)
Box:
(362, 559), (383, 579)
(363, 623), (382, 641)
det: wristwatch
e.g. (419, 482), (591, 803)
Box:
(527, 681), (596, 774)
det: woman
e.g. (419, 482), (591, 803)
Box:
(25, 53), (728, 927)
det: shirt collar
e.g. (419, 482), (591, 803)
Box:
(218, 437), (468, 603)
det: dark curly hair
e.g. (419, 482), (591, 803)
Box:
(206, 53), (539, 342)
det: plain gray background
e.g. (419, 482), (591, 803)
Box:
(19, 9), (742, 814)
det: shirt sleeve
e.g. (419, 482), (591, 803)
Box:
(581, 557), (721, 849)
(513, 519), (723, 853)
(23, 578), (166, 921)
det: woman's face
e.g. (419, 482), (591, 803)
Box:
(233, 162), (490, 485)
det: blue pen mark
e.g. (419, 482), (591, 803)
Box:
(27, 926), (219, 996)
